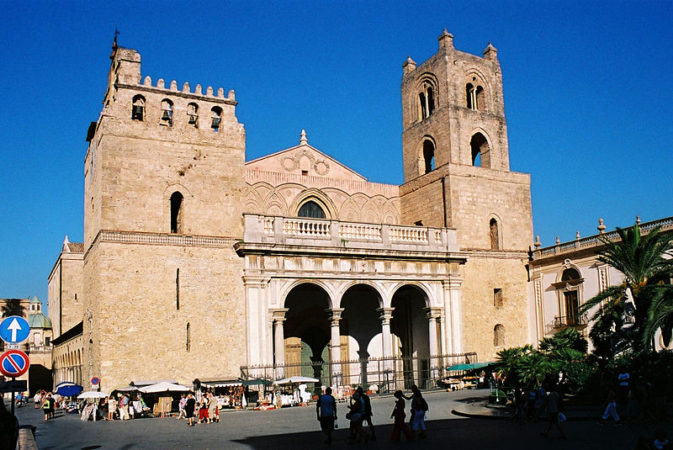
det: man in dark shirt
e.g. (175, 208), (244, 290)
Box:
(356, 386), (376, 441)
(317, 387), (337, 444)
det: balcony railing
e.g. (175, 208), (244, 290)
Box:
(243, 214), (459, 254)
(552, 314), (588, 329)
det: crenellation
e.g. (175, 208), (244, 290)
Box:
(143, 76), (151, 86)
(206, 86), (213, 96)
(170, 80), (178, 91)
(182, 82), (190, 93)
(195, 84), (202, 95)
(156, 78), (165, 89)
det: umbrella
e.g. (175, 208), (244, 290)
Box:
(57, 384), (83, 397)
(446, 362), (496, 371)
(138, 382), (190, 393)
(78, 391), (109, 399)
(274, 376), (319, 385)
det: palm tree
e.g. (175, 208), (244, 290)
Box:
(1, 298), (26, 318)
(579, 224), (673, 352)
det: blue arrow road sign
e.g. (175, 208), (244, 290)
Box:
(0, 316), (30, 344)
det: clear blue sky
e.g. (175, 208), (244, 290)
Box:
(1, 1), (671, 306)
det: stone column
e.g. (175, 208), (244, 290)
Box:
(427, 308), (441, 379)
(271, 308), (288, 379)
(444, 276), (463, 355)
(378, 307), (395, 393)
(327, 308), (344, 387)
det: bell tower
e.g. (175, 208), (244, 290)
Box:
(399, 31), (531, 253)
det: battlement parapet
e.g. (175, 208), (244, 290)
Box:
(126, 76), (236, 105)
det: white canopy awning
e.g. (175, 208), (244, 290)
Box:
(138, 382), (191, 393)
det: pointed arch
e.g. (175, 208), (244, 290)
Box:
(289, 188), (337, 220)
(470, 132), (491, 168)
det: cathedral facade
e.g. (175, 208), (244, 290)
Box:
(48, 31), (533, 392)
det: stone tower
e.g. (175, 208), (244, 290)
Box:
(400, 31), (533, 359)
(81, 40), (247, 389)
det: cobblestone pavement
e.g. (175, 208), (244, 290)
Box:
(11, 390), (667, 449)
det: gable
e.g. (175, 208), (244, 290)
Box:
(246, 140), (367, 182)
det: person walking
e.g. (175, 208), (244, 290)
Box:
(185, 393), (196, 427)
(316, 387), (337, 444)
(540, 387), (566, 439)
(119, 393), (130, 420)
(42, 394), (52, 421)
(409, 386), (428, 439)
(601, 391), (620, 423)
(176, 394), (187, 420)
(348, 391), (367, 444)
(356, 387), (376, 441)
(207, 393), (218, 424)
(390, 390), (413, 441)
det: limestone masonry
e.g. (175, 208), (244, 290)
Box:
(49, 31), (535, 391)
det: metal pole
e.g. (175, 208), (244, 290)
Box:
(11, 377), (15, 416)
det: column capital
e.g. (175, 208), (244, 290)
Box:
(327, 308), (344, 326)
(443, 277), (463, 289)
(243, 276), (270, 288)
(271, 308), (289, 322)
(425, 307), (442, 320)
(377, 307), (395, 323)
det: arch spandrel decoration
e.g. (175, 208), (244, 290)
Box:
(289, 188), (338, 220)
(279, 279), (337, 310)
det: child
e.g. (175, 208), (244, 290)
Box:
(198, 402), (209, 424)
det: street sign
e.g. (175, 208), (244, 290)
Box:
(91, 377), (100, 385)
(0, 316), (30, 344)
(0, 350), (30, 378)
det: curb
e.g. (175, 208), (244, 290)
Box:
(451, 409), (600, 422)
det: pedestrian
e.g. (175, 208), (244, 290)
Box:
(176, 394), (187, 420)
(601, 390), (620, 423)
(33, 391), (42, 409)
(513, 386), (525, 425)
(347, 391), (367, 444)
(119, 393), (130, 420)
(526, 388), (537, 422)
(540, 387), (566, 439)
(316, 386), (337, 444)
(48, 393), (55, 419)
(42, 394), (52, 421)
(409, 385), (428, 439)
(185, 393), (196, 427)
(107, 395), (117, 421)
(198, 401), (209, 424)
(207, 392), (218, 423)
(356, 387), (376, 441)
(390, 390), (413, 441)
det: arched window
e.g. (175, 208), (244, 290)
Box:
(132, 95), (145, 121)
(170, 192), (184, 233)
(470, 133), (490, 168)
(561, 268), (580, 281)
(161, 99), (173, 126)
(489, 218), (500, 249)
(211, 107), (222, 132)
(418, 80), (436, 120)
(187, 103), (198, 127)
(298, 200), (325, 219)
(494, 324), (505, 346)
(423, 140), (435, 174)
(466, 83), (475, 109)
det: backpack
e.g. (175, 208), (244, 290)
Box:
(420, 397), (429, 412)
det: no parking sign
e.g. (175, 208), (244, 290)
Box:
(0, 350), (30, 378)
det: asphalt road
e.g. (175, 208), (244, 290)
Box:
(10, 389), (667, 449)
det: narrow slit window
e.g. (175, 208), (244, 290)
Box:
(423, 140), (435, 174)
(176, 268), (180, 310)
(186, 322), (191, 352)
(170, 192), (183, 233)
(490, 218), (500, 249)
(494, 288), (503, 308)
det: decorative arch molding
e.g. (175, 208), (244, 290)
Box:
(335, 280), (386, 308)
(280, 279), (336, 309)
(555, 259), (583, 283)
(163, 182), (193, 198)
(464, 68), (492, 110)
(289, 188), (338, 220)
(389, 281), (433, 308)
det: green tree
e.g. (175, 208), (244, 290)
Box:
(579, 224), (673, 352)
(1, 298), (26, 318)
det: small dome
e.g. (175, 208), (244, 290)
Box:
(30, 296), (40, 304)
(28, 313), (52, 329)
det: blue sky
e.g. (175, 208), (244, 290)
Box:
(1, 1), (671, 305)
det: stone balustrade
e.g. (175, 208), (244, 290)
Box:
(244, 214), (459, 253)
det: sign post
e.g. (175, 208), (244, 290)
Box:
(0, 316), (31, 417)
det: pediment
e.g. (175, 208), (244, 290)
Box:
(246, 133), (367, 182)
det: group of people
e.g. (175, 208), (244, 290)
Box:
(104, 393), (148, 420)
(177, 392), (220, 426)
(315, 384), (428, 445)
(512, 385), (566, 439)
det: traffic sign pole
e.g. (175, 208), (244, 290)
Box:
(11, 378), (14, 416)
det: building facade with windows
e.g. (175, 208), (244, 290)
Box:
(48, 31), (535, 392)
(528, 216), (673, 349)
